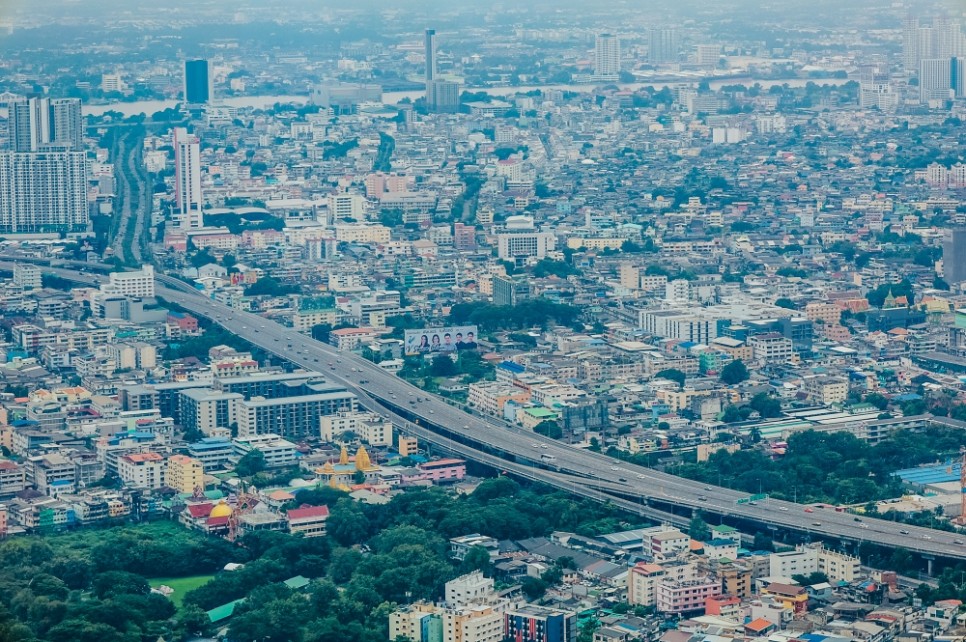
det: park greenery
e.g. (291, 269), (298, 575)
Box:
(448, 299), (583, 332)
(0, 479), (638, 642)
(669, 428), (966, 506)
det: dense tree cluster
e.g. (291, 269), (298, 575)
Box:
(448, 299), (582, 332)
(0, 479), (639, 642)
(673, 428), (966, 505)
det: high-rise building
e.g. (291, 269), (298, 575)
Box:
(173, 127), (203, 229)
(184, 59), (213, 105)
(944, 227), (966, 284)
(8, 97), (83, 152)
(425, 29), (437, 86)
(648, 28), (680, 64)
(594, 33), (621, 77)
(428, 80), (461, 113)
(0, 149), (88, 233)
(920, 57), (953, 102)
(903, 16), (966, 74)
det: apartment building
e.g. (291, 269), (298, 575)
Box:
(117, 452), (166, 489)
(166, 454), (204, 494)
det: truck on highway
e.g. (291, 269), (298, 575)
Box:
(540, 453), (557, 463)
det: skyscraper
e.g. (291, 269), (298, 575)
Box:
(173, 128), (203, 229)
(0, 149), (88, 233)
(184, 59), (213, 105)
(648, 28), (680, 64)
(919, 57), (953, 102)
(8, 97), (83, 152)
(944, 228), (966, 284)
(594, 33), (621, 78)
(425, 29), (437, 86)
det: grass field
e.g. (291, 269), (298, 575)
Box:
(149, 574), (215, 607)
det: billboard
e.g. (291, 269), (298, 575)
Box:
(405, 325), (480, 356)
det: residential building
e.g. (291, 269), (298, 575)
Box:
(232, 434), (298, 468)
(627, 563), (664, 607)
(642, 525), (690, 562)
(594, 34), (621, 77)
(117, 452), (166, 489)
(173, 128), (203, 229)
(0, 149), (88, 233)
(165, 454), (204, 494)
(103, 265), (156, 298)
(505, 606), (577, 642)
(234, 390), (357, 440)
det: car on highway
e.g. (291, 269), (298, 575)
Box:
(637, 474), (646, 479)
(899, 530), (910, 535)
(618, 478), (627, 482)
(698, 495), (707, 501)
(955, 540), (964, 545)
(804, 508), (814, 513)
(811, 522), (822, 526)
(778, 507), (788, 511)
(610, 466), (619, 471)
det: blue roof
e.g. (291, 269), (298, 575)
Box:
(498, 361), (526, 373)
(895, 462), (959, 485)
(894, 393), (922, 402)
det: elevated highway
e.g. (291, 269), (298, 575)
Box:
(6, 261), (966, 562)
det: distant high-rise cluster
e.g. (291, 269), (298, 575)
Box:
(9, 97), (83, 152)
(594, 33), (621, 78)
(648, 28), (680, 64)
(424, 29), (460, 113)
(184, 59), (213, 105)
(173, 127), (203, 230)
(903, 16), (966, 102)
(0, 97), (88, 234)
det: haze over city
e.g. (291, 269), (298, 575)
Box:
(2, 1), (966, 641)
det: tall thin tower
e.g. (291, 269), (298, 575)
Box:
(173, 127), (203, 230)
(425, 28), (437, 104)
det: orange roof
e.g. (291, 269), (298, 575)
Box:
(123, 452), (164, 463)
(689, 539), (705, 551)
(745, 618), (774, 633)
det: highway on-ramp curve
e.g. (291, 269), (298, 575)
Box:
(10, 263), (966, 562)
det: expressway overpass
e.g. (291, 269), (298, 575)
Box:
(5, 260), (966, 564)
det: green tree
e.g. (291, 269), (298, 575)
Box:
(775, 298), (796, 310)
(461, 545), (493, 576)
(655, 368), (686, 389)
(327, 499), (370, 547)
(720, 360), (749, 385)
(534, 420), (563, 440)
(749, 393), (783, 418)
(688, 515), (710, 541)
(235, 450), (267, 477)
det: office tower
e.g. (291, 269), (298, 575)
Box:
(425, 29), (437, 86)
(919, 58), (953, 102)
(184, 59), (213, 104)
(648, 28), (680, 64)
(944, 228), (966, 284)
(173, 128), (203, 229)
(0, 149), (88, 233)
(594, 33), (621, 77)
(8, 97), (83, 152)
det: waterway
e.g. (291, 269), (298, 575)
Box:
(79, 76), (850, 118)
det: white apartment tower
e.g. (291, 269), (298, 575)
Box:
(595, 34), (621, 77)
(0, 150), (88, 233)
(173, 127), (203, 229)
(8, 97), (83, 152)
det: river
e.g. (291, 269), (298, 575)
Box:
(79, 77), (850, 118)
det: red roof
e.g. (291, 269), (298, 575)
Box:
(186, 503), (213, 518)
(207, 516), (230, 526)
(287, 505), (330, 520)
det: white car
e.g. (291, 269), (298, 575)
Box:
(778, 507), (788, 511)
